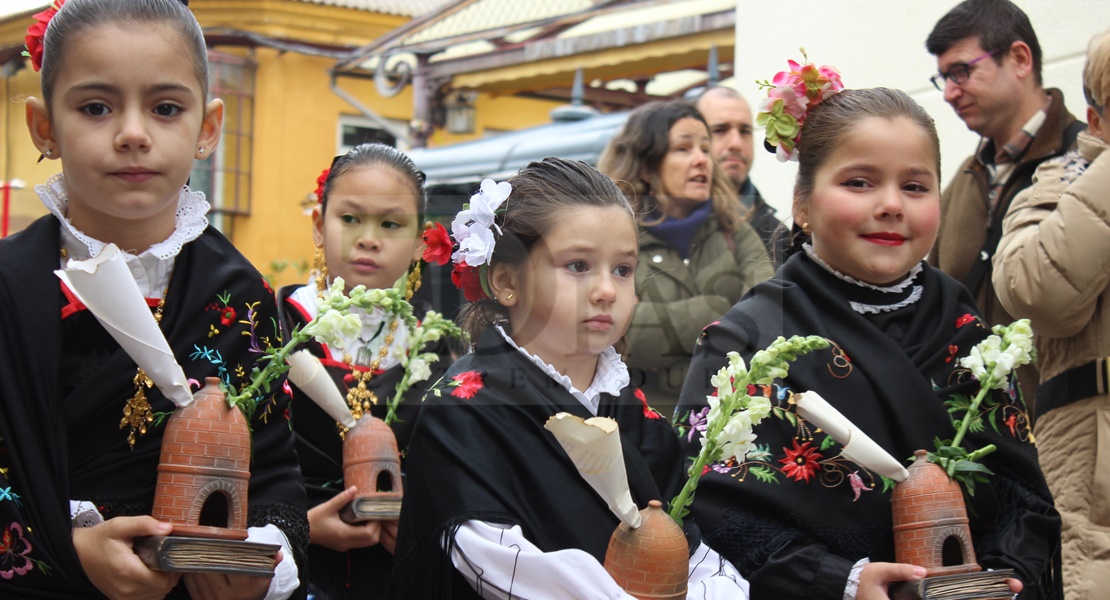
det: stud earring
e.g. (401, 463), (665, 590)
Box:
(504, 292), (515, 303)
(44, 148), (53, 157)
(802, 222), (812, 235)
(198, 147), (205, 155)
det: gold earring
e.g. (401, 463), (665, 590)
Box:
(314, 246), (328, 292)
(505, 292), (514, 303)
(802, 222), (812, 235)
(405, 262), (422, 300)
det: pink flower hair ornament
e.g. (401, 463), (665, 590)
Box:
(421, 178), (512, 302)
(23, 0), (65, 73)
(756, 49), (845, 162)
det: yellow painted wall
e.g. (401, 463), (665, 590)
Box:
(0, 64), (63, 235)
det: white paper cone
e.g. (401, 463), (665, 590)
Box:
(795, 391), (908, 482)
(841, 430), (909, 482)
(287, 350), (356, 429)
(56, 245), (193, 407)
(544, 413), (642, 529)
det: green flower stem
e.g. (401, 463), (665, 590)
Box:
(966, 444), (997, 462)
(667, 383), (747, 524)
(384, 368), (412, 426)
(950, 378), (994, 450)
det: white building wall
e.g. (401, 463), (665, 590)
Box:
(731, 0), (1110, 220)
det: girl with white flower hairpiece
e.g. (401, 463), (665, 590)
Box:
(675, 75), (1060, 599)
(277, 142), (456, 599)
(393, 157), (750, 599)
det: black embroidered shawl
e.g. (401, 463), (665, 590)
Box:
(279, 284), (452, 599)
(390, 328), (689, 598)
(0, 215), (308, 599)
(674, 254), (1060, 600)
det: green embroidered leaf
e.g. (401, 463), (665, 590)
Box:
(749, 465), (779, 484)
(746, 443), (773, 462)
(880, 475), (896, 493)
(783, 411), (797, 426)
(819, 435), (836, 451)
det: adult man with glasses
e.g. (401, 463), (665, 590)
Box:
(926, 0), (1083, 423)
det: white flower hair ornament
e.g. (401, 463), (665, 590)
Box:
(423, 178), (512, 301)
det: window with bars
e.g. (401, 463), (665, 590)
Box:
(191, 50), (255, 236)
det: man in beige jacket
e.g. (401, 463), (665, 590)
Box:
(993, 28), (1110, 600)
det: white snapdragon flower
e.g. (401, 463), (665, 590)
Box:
(409, 358), (432, 384)
(303, 310), (362, 348)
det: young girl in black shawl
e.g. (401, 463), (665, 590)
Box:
(0, 1), (307, 598)
(675, 86), (1061, 599)
(391, 157), (748, 598)
(278, 143), (452, 599)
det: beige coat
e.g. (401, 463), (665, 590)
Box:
(993, 130), (1110, 382)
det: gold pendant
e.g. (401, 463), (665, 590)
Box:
(120, 368), (155, 448)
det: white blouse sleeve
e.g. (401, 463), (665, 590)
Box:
(451, 520), (749, 600)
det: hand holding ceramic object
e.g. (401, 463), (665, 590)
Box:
(340, 414), (403, 522)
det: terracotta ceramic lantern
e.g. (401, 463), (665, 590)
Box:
(892, 450), (979, 576)
(341, 414), (403, 522)
(604, 500), (688, 599)
(151, 377), (251, 540)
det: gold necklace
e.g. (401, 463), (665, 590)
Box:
(120, 290), (168, 448)
(339, 318), (399, 438)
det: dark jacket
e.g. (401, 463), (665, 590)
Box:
(739, 178), (788, 268)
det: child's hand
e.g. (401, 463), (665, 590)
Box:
(857, 562), (926, 600)
(72, 516), (180, 600)
(380, 519), (399, 555)
(307, 486), (383, 552)
(182, 551), (280, 600)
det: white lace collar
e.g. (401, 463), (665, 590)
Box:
(495, 325), (629, 416)
(290, 282), (408, 370)
(39, 173), (210, 297)
(803, 243), (924, 315)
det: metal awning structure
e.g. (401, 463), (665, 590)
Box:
(332, 0), (735, 146)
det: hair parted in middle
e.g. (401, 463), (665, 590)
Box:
(318, 142), (428, 225)
(597, 100), (746, 233)
(455, 157), (635, 345)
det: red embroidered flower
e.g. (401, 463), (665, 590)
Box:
(944, 344), (959, 363)
(23, 1), (63, 73)
(451, 264), (486, 301)
(314, 168), (330, 204)
(634, 388), (662, 419)
(451, 371), (484, 399)
(779, 439), (823, 483)
(955, 313), (976, 328)
(220, 306), (237, 326)
(0, 521), (34, 579)
(422, 222), (454, 266)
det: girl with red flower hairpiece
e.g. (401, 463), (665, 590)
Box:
(392, 157), (749, 599)
(2, 1), (308, 599)
(676, 83), (1059, 598)
(277, 142), (454, 600)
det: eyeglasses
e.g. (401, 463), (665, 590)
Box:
(929, 49), (1000, 91)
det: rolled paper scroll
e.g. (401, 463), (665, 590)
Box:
(795, 391), (909, 482)
(287, 350), (357, 429)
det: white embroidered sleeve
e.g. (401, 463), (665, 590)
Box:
(452, 520), (749, 599)
(843, 557), (870, 600)
(247, 524), (299, 600)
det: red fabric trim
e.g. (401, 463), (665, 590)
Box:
(59, 281), (159, 320)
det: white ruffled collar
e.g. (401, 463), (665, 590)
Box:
(290, 282), (408, 370)
(39, 173), (210, 261)
(803, 243), (924, 315)
(495, 324), (629, 416)
(39, 173), (210, 297)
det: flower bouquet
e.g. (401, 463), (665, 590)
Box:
(927, 319), (1036, 496)
(755, 49), (844, 162)
(669, 335), (830, 524)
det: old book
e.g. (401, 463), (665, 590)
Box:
(339, 495), (403, 523)
(134, 535), (280, 577)
(889, 569), (1015, 600)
